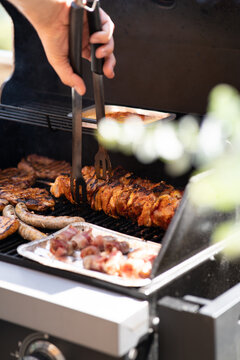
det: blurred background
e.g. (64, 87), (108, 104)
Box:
(0, 3), (13, 86)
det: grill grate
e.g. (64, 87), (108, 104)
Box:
(0, 103), (96, 134)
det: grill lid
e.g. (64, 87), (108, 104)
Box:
(151, 173), (235, 278)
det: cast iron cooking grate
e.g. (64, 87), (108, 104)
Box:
(0, 103), (95, 134)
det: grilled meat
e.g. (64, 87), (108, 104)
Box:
(18, 154), (71, 179)
(0, 216), (19, 240)
(0, 199), (9, 211)
(0, 186), (55, 211)
(0, 164), (55, 212)
(15, 202), (84, 230)
(51, 166), (183, 230)
(3, 205), (46, 241)
(50, 174), (74, 203)
(0, 167), (36, 188)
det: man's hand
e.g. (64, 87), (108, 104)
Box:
(8, 0), (116, 95)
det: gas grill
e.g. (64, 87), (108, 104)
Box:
(0, 0), (240, 359)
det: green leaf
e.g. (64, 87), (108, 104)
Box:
(212, 221), (240, 259)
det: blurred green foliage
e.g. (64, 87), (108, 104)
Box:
(0, 4), (13, 51)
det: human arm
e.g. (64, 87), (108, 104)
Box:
(7, 0), (116, 95)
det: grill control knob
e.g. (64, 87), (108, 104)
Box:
(22, 340), (65, 360)
(18, 333), (66, 360)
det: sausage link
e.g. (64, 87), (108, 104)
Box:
(3, 204), (46, 241)
(2, 204), (16, 219)
(15, 202), (85, 230)
(18, 223), (46, 241)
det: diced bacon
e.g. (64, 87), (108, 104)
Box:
(128, 248), (158, 264)
(102, 250), (125, 276)
(59, 225), (79, 241)
(104, 238), (130, 254)
(138, 261), (153, 278)
(50, 237), (74, 257)
(120, 258), (153, 279)
(50, 225), (79, 256)
(49, 225), (155, 280)
(83, 254), (108, 272)
(90, 235), (105, 251)
(80, 245), (100, 258)
(71, 229), (93, 249)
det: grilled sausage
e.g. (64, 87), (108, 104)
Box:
(3, 204), (46, 241)
(0, 199), (9, 211)
(0, 215), (19, 240)
(15, 202), (85, 230)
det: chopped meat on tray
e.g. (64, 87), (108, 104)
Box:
(50, 226), (79, 257)
(80, 245), (100, 258)
(49, 226), (158, 279)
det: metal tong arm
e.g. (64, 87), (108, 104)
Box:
(87, 0), (105, 121)
(87, 1), (112, 180)
(69, 2), (86, 202)
(75, 0), (99, 12)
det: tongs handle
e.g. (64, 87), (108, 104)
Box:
(87, 1), (104, 75)
(69, 2), (83, 76)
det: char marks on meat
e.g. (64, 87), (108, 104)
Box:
(0, 167), (36, 188)
(0, 216), (19, 240)
(0, 164), (55, 211)
(0, 199), (9, 211)
(18, 154), (71, 179)
(0, 187), (55, 211)
(51, 166), (183, 230)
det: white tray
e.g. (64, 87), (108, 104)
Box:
(17, 222), (161, 288)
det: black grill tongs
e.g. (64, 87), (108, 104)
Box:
(69, 0), (101, 203)
(69, 0), (112, 204)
